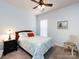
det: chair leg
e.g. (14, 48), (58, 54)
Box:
(71, 48), (74, 56)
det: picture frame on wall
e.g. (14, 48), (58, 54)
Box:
(57, 20), (68, 29)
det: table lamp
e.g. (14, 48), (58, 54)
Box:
(8, 29), (11, 40)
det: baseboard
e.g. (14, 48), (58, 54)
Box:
(54, 44), (64, 48)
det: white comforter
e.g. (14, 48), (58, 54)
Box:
(18, 36), (52, 59)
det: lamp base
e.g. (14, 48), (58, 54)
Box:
(8, 34), (11, 40)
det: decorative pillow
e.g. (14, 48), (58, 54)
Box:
(27, 32), (35, 37)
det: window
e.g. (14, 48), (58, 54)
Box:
(40, 19), (48, 36)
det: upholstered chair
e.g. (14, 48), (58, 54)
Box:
(64, 35), (78, 56)
(0, 42), (3, 58)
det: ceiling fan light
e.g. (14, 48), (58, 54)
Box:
(42, 5), (46, 8)
(38, 5), (46, 10)
(38, 5), (41, 9)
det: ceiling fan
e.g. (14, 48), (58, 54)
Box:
(31, 0), (53, 9)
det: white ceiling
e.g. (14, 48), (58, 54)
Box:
(2, 0), (79, 15)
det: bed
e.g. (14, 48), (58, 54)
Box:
(15, 30), (53, 59)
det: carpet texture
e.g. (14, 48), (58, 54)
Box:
(1, 46), (79, 59)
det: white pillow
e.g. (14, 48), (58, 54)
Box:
(19, 32), (28, 37)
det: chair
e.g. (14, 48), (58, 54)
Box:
(76, 42), (79, 55)
(64, 35), (78, 56)
(0, 42), (3, 58)
(0, 50), (3, 57)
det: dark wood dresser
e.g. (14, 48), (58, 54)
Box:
(3, 40), (17, 55)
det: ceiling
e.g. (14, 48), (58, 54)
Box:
(2, 0), (79, 15)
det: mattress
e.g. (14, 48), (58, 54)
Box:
(18, 36), (52, 59)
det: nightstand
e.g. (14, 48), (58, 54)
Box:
(3, 40), (17, 55)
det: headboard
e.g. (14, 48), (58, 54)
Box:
(15, 30), (33, 40)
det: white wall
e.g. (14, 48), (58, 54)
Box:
(36, 3), (79, 46)
(0, 0), (36, 41)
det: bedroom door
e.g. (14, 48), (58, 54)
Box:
(40, 19), (48, 36)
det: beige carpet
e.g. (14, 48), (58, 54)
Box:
(1, 46), (79, 59)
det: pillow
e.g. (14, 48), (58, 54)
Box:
(19, 32), (28, 37)
(27, 32), (35, 37)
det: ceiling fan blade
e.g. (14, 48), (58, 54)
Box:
(44, 4), (53, 7)
(33, 5), (39, 9)
(31, 0), (39, 4)
(39, 0), (43, 3)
